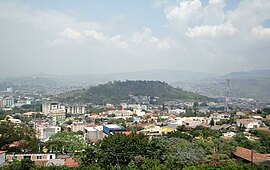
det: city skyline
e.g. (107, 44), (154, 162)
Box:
(0, 0), (270, 77)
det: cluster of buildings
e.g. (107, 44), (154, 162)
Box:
(1, 85), (270, 167)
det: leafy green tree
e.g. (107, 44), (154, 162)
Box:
(65, 119), (73, 125)
(21, 158), (35, 170)
(182, 161), (269, 170)
(0, 121), (39, 153)
(232, 133), (263, 153)
(164, 138), (206, 169)
(191, 126), (221, 139)
(193, 102), (199, 116)
(165, 131), (193, 141)
(209, 118), (215, 126)
(82, 133), (167, 169)
(45, 131), (85, 155)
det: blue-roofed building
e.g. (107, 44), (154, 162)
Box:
(103, 125), (126, 135)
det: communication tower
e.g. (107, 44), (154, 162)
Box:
(224, 79), (230, 113)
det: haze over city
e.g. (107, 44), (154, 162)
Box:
(0, 0), (270, 77)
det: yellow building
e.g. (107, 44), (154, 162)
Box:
(160, 127), (174, 134)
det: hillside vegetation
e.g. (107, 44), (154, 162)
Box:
(56, 80), (210, 104)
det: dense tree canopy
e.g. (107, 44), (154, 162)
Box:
(0, 121), (38, 153)
(81, 133), (167, 168)
(44, 131), (85, 155)
(56, 80), (211, 104)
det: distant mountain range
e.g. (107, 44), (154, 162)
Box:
(173, 70), (270, 100)
(1, 69), (270, 100)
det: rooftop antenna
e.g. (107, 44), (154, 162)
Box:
(225, 79), (230, 113)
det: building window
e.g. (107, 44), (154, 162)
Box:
(23, 156), (31, 159)
(50, 155), (53, 159)
(37, 155), (42, 160)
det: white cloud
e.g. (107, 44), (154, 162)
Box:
(109, 35), (128, 49)
(54, 29), (129, 49)
(202, 0), (225, 25)
(186, 21), (236, 38)
(228, 0), (270, 31)
(209, 0), (224, 5)
(0, 0), (270, 76)
(132, 27), (170, 49)
(166, 0), (202, 29)
(61, 28), (82, 39)
(251, 26), (270, 40)
(84, 30), (106, 40)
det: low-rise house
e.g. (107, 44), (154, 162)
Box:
(0, 115), (21, 124)
(142, 125), (161, 137)
(236, 111), (248, 117)
(22, 112), (37, 118)
(84, 126), (104, 142)
(168, 109), (186, 115)
(234, 146), (270, 166)
(134, 110), (146, 117)
(182, 119), (202, 128)
(210, 113), (230, 123)
(35, 124), (61, 142)
(64, 158), (79, 167)
(236, 119), (261, 129)
(211, 124), (232, 131)
(223, 132), (236, 139)
(252, 116), (263, 120)
(160, 127), (174, 134)
(103, 124), (126, 135)
(0, 151), (6, 167)
(6, 153), (56, 166)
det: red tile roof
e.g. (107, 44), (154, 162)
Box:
(64, 158), (79, 167)
(183, 119), (193, 123)
(237, 119), (257, 125)
(0, 151), (6, 154)
(234, 146), (270, 163)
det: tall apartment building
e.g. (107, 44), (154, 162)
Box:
(42, 101), (65, 114)
(42, 101), (66, 123)
(3, 97), (15, 108)
(66, 105), (86, 115)
(0, 98), (3, 108)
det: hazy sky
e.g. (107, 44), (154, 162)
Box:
(0, 0), (270, 76)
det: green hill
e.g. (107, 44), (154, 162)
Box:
(56, 80), (211, 104)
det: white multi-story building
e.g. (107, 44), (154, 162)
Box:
(42, 101), (65, 114)
(49, 109), (66, 123)
(0, 97), (3, 108)
(71, 121), (87, 132)
(66, 105), (86, 115)
(36, 125), (61, 142)
(3, 97), (15, 108)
